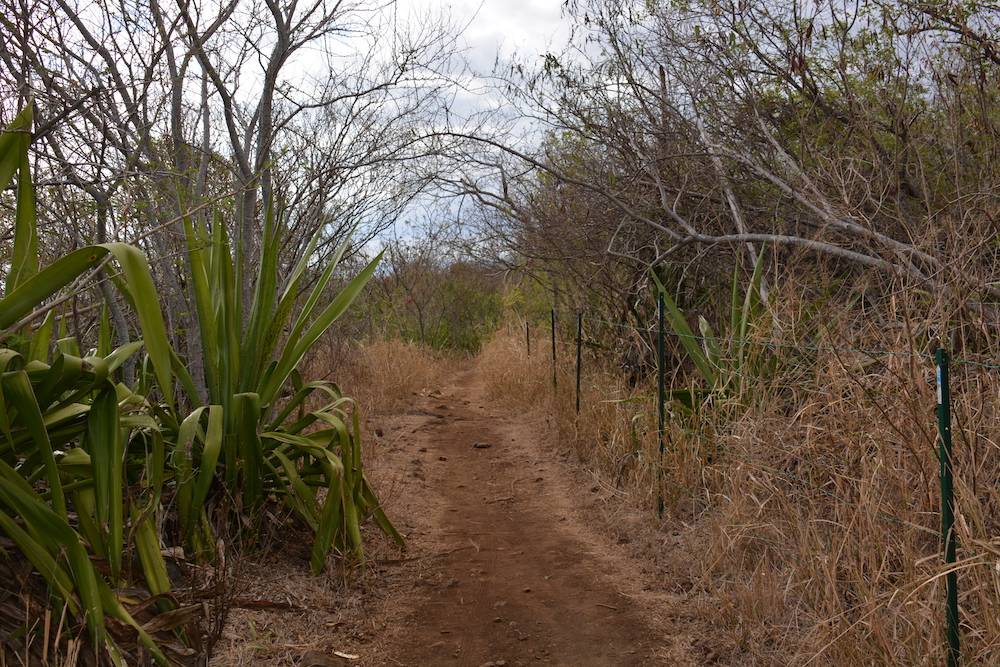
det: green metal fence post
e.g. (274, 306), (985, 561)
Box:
(575, 312), (583, 414)
(935, 347), (960, 667)
(657, 292), (666, 518)
(550, 309), (557, 389)
(526, 320), (531, 357)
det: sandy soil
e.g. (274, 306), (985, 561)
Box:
(212, 362), (697, 666)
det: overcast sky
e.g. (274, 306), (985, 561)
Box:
(417, 0), (570, 72)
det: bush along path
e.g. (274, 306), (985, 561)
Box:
(0, 106), (401, 664)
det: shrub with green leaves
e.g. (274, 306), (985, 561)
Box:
(0, 105), (400, 662)
(651, 251), (775, 408)
(172, 203), (403, 569)
(0, 104), (188, 664)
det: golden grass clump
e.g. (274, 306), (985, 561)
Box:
(306, 337), (461, 416)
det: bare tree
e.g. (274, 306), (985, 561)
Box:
(432, 0), (1000, 318)
(0, 0), (464, 391)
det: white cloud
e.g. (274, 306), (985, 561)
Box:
(414, 0), (569, 72)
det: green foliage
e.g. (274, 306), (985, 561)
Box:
(176, 202), (400, 570)
(365, 260), (503, 353)
(651, 252), (775, 404)
(0, 106), (399, 660)
(0, 107), (181, 663)
(503, 278), (553, 326)
(422, 269), (503, 352)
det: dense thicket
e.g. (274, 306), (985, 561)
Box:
(450, 0), (1000, 348)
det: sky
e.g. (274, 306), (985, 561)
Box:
(416, 0), (570, 73)
(400, 1), (572, 184)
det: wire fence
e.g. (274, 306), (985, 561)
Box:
(526, 305), (985, 666)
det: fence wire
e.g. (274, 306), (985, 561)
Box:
(532, 306), (967, 663)
(545, 308), (1000, 369)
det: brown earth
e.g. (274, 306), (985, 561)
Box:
(213, 362), (693, 666)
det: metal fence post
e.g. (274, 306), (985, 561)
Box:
(657, 292), (666, 518)
(550, 309), (557, 389)
(526, 320), (531, 357)
(935, 347), (960, 667)
(575, 312), (583, 414)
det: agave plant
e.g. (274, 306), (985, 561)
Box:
(0, 105), (187, 663)
(0, 102), (401, 663)
(0, 341), (184, 664)
(651, 251), (774, 404)
(172, 198), (403, 571)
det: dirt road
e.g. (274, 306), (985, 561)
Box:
(214, 363), (683, 666)
(370, 365), (671, 666)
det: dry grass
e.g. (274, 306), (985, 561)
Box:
(478, 320), (674, 512)
(478, 310), (1000, 665)
(304, 336), (461, 416)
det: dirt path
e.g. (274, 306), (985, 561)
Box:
(214, 361), (683, 666)
(369, 364), (671, 666)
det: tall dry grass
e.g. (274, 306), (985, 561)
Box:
(478, 303), (1000, 665)
(304, 337), (460, 416)
(478, 320), (664, 502)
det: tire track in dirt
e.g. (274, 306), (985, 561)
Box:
(372, 364), (671, 666)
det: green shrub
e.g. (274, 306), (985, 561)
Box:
(0, 105), (399, 663)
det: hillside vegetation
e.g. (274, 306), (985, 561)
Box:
(3, 0), (1000, 664)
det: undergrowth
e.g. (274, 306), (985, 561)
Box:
(478, 298), (1000, 665)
